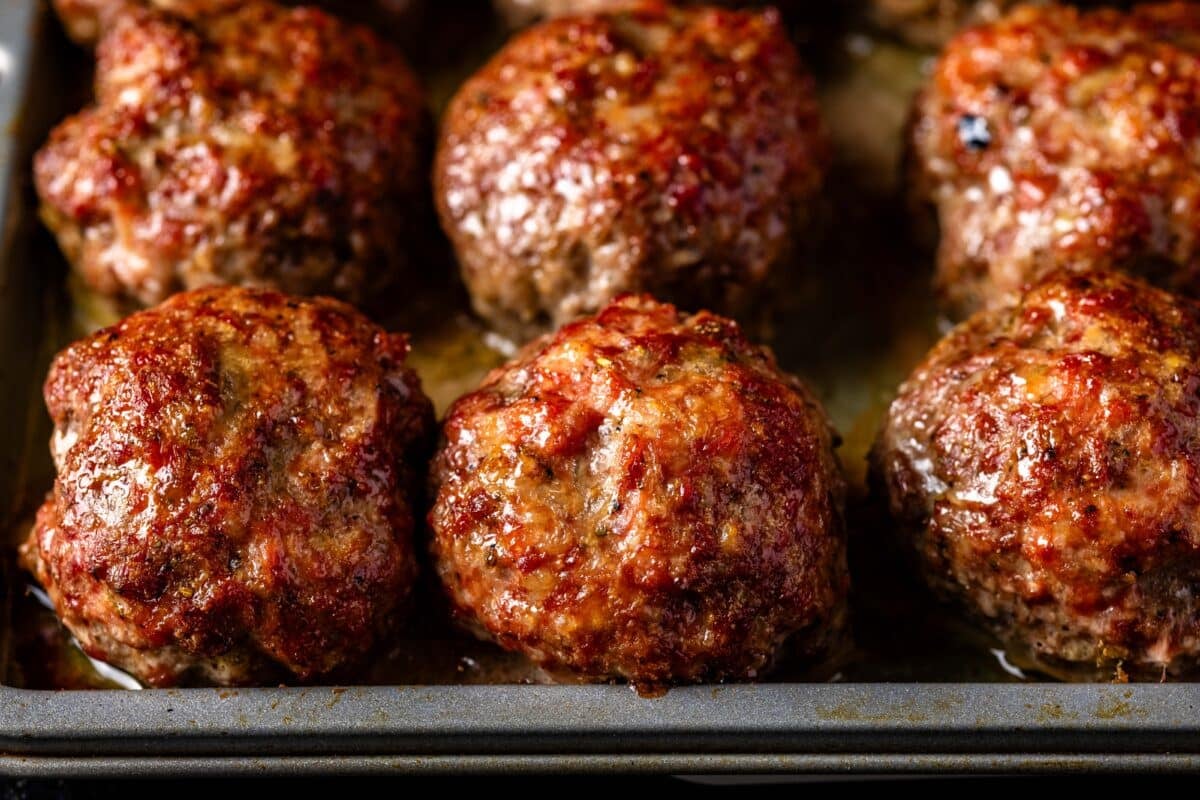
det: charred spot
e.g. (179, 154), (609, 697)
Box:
(957, 114), (991, 151)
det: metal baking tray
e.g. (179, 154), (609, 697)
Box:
(3, 0), (1200, 776)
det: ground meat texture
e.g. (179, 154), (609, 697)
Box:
(909, 2), (1200, 320)
(429, 295), (848, 687)
(19, 288), (435, 687)
(872, 272), (1200, 678)
(35, 2), (429, 315)
(434, 5), (829, 341)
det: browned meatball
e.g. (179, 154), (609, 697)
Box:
(429, 295), (848, 687)
(872, 271), (1200, 679)
(435, 5), (829, 341)
(19, 288), (435, 687)
(909, 2), (1200, 320)
(35, 2), (429, 316)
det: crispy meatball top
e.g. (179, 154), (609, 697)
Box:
(21, 288), (433, 686)
(36, 2), (428, 311)
(875, 271), (1200, 672)
(430, 295), (847, 684)
(911, 2), (1200, 316)
(436, 4), (829, 337)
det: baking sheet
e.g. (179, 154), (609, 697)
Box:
(2, 0), (1198, 776)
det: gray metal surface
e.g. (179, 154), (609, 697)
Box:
(2, 683), (1200, 775)
(2, 0), (1199, 778)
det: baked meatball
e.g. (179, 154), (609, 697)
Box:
(873, 271), (1200, 679)
(909, 2), (1200, 319)
(429, 295), (848, 686)
(19, 288), (435, 687)
(35, 2), (428, 316)
(435, 5), (829, 341)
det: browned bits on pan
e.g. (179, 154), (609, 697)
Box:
(429, 295), (848, 687)
(434, 4), (829, 341)
(35, 1), (429, 315)
(873, 271), (1200, 679)
(19, 287), (435, 687)
(909, 2), (1200, 319)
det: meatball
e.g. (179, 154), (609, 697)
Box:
(909, 2), (1200, 320)
(35, 2), (429, 316)
(435, 5), (829, 341)
(429, 295), (848, 686)
(19, 288), (435, 687)
(872, 271), (1200, 679)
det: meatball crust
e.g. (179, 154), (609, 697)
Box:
(429, 295), (848, 686)
(435, 6), (829, 340)
(873, 272), (1200, 678)
(19, 288), (435, 687)
(910, 2), (1200, 319)
(35, 2), (429, 314)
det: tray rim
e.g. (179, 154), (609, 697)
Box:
(3, 683), (1200, 775)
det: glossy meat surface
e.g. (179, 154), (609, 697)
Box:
(429, 295), (848, 686)
(435, 5), (828, 340)
(20, 288), (435, 686)
(873, 272), (1200, 677)
(36, 2), (428, 314)
(910, 2), (1200, 318)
